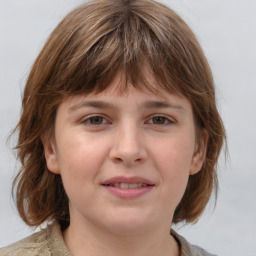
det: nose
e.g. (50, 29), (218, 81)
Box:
(109, 122), (147, 166)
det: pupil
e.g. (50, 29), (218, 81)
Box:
(153, 117), (165, 124)
(90, 116), (103, 125)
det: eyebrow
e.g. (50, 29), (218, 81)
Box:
(69, 100), (117, 112)
(143, 100), (184, 111)
(69, 100), (184, 112)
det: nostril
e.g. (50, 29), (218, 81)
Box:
(109, 142), (148, 165)
(113, 157), (123, 163)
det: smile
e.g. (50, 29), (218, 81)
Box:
(105, 183), (150, 189)
(101, 176), (155, 199)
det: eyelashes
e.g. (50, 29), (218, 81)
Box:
(81, 114), (175, 127)
(147, 116), (174, 125)
(81, 115), (110, 126)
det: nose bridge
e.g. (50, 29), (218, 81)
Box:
(110, 118), (147, 165)
(119, 120), (140, 149)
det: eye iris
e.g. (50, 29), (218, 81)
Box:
(90, 116), (103, 125)
(153, 117), (165, 124)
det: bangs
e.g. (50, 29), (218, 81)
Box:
(45, 2), (191, 98)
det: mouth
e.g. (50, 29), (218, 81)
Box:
(101, 176), (155, 199)
(101, 176), (155, 187)
(103, 183), (154, 189)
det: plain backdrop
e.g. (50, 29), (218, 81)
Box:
(0, 1), (256, 255)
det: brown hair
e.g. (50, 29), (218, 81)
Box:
(13, 0), (226, 228)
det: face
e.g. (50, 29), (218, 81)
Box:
(43, 75), (207, 236)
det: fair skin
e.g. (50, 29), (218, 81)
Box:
(43, 74), (207, 256)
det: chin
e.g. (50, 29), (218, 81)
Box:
(101, 209), (157, 236)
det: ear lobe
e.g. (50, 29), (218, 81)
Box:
(189, 129), (208, 175)
(41, 136), (60, 174)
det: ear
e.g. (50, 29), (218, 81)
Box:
(189, 129), (208, 175)
(41, 135), (60, 174)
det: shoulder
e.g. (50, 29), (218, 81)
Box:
(171, 229), (218, 256)
(0, 227), (49, 256)
(0, 222), (71, 256)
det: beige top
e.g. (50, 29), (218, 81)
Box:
(0, 222), (216, 256)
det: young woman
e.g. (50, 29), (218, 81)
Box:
(0, 0), (225, 255)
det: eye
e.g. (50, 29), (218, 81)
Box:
(147, 115), (174, 125)
(82, 115), (109, 126)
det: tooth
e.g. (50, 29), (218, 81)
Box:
(114, 183), (119, 188)
(120, 183), (129, 189)
(128, 183), (138, 188)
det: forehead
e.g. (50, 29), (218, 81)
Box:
(60, 73), (192, 115)
(89, 70), (183, 98)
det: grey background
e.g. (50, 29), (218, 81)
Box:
(1, 1), (256, 255)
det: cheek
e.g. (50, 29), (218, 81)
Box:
(159, 150), (191, 210)
(159, 148), (191, 190)
(153, 135), (195, 173)
(151, 136), (195, 200)
(55, 141), (104, 205)
(55, 133), (108, 183)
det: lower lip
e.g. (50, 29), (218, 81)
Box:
(102, 185), (154, 199)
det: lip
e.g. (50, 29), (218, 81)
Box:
(101, 176), (155, 199)
(101, 176), (155, 186)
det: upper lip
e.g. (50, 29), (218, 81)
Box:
(101, 176), (155, 186)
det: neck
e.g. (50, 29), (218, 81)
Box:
(63, 218), (179, 256)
